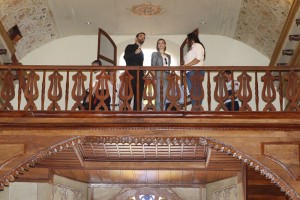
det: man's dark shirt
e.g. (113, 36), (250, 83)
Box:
(123, 43), (144, 66)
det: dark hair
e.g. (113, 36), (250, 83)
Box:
(156, 38), (166, 51)
(187, 32), (206, 60)
(223, 70), (232, 75)
(92, 59), (102, 66)
(136, 32), (146, 38)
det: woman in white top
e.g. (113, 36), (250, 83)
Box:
(151, 39), (171, 111)
(183, 32), (206, 106)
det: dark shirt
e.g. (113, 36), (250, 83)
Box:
(123, 43), (144, 66)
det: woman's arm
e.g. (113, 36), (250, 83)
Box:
(151, 52), (157, 66)
(184, 58), (200, 66)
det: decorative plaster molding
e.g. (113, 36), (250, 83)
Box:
(212, 185), (237, 200)
(0, 0), (57, 59)
(52, 183), (83, 200)
(234, 0), (292, 58)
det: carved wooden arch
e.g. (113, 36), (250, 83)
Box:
(0, 136), (299, 200)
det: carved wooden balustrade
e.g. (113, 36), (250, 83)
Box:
(0, 65), (299, 112)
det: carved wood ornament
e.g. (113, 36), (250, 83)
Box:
(0, 136), (299, 200)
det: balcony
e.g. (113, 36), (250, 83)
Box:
(0, 65), (300, 200)
(0, 65), (299, 113)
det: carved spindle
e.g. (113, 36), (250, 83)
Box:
(119, 70), (134, 111)
(47, 70), (63, 111)
(0, 70), (15, 110)
(213, 71), (228, 111)
(183, 71), (188, 111)
(261, 71), (276, 111)
(24, 70), (40, 111)
(41, 70), (46, 110)
(88, 70), (93, 111)
(207, 71), (211, 111)
(189, 70), (205, 111)
(159, 70), (164, 111)
(65, 70), (69, 111)
(112, 70), (116, 111)
(284, 71), (300, 111)
(279, 72), (283, 111)
(255, 71), (259, 111)
(71, 70), (86, 110)
(142, 71), (156, 111)
(137, 70), (141, 111)
(17, 70), (23, 111)
(237, 71), (252, 111)
(94, 70), (111, 111)
(166, 71), (181, 111)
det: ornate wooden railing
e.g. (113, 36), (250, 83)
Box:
(0, 65), (299, 112)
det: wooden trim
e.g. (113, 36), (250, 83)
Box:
(0, 20), (15, 55)
(73, 145), (85, 167)
(289, 40), (300, 66)
(97, 28), (117, 65)
(269, 0), (300, 66)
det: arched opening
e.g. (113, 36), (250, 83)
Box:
(0, 136), (298, 200)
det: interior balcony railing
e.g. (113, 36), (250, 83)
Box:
(0, 65), (299, 112)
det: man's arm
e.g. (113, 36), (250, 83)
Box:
(123, 45), (136, 61)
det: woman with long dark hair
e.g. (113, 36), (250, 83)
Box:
(184, 32), (206, 107)
(151, 38), (171, 111)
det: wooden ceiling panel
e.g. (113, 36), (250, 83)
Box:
(122, 170), (136, 184)
(108, 170), (123, 183)
(97, 170), (112, 182)
(182, 170), (194, 184)
(87, 170), (102, 183)
(46, 169), (239, 185)
(146, 170), (159, 184)
(192, 171), (206, 184)
(158, 170), (170, 184)
(135, 170), (147, 184)
(170, 170), (183, 184)
(54, 169), (90, 183)
(32, 142), (242, 185)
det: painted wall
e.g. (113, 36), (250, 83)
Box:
(20, 34), (269, 66)
(0, 176), (88, 200)
(206, 176), (243, 200)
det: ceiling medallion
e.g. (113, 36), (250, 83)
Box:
(130, 3), (165, 17)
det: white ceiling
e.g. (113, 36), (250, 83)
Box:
(47, 0), (242, 37)
(0, 0), (294, 59)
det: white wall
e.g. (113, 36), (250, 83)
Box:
(20, 34), (269, 66)
(0, 176), (88, 200)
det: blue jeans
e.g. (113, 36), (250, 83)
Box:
(186, 70), (205, 106)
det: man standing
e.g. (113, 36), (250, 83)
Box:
(123, 32), (146, 111)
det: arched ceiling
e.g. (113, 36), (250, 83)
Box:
(0, 0), (294, 60)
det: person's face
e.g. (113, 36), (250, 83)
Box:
(157, 40), (166, 51)
(92, 62), (101, 73)
(136, 34), (145, 45)
(223, 73), (232, 81)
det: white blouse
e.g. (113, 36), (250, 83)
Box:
(184, 43), (205, 66)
